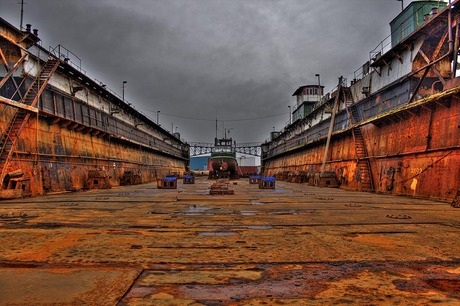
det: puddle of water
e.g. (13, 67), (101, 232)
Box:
(148, 210), (169, 214)
(269, 210), (299, 215)
(245, 225), (273, 230)
(177, 205), (214, 216)
(241, 210), (258, 215)
(197, 231), (240, 237)
(250, 201), (276, 205)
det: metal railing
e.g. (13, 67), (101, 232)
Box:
(37, 89), (187, 159)
(353, 1), (444, 82)
(49, 44), (86, 74)
(190, 142), (214, 148)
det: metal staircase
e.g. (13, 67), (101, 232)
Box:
(343, 88), (374, 191)
(0, 59), (60, 187)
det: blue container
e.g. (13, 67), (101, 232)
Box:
(157, 176), (177, 189)
(259, 176), (275, 189)
(249, 175), (261, 184)
(183, 175), (195, 184)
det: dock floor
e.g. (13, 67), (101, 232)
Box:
(1, 177), (460, 305)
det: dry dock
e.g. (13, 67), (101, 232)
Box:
(1, 177), (460, 305)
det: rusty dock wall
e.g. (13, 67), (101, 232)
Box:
(0, 104), (187, 195)
(262, 3), (460, 202)
(0, 18), (189, 197)
(263, 91), (460, 202)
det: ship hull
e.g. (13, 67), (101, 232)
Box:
(262, 92), (460, 202)
(0, 105), (187, 197)
(262, 3), (460, 203)
(208, 156), (238, 179)
(0, 17), (189, 198)
(209, 157), (237, 172)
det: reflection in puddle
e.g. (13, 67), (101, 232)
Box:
(185, 205), (211, 212)
(179, 205), (220, 215)
(241, 210), (259, 215)
(269, 210), (299, 215)
(245, 225), (273, 230)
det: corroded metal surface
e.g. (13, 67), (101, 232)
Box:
(0, 177), (460, 304)
(263, 95), (460, 201)
(0, 108), (186, 195)
(261, 3), (460, 202)
(0, 18), (189, 198)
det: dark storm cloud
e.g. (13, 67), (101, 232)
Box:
(1, 0), (401, 143)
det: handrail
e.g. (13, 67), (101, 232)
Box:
(48, 44), (86, 74)
(189, 142), (214, 147)
(354, 1), (446, 82)
(236, 142), (262, 147)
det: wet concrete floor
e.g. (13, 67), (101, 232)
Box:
(1, 177), (460, 305)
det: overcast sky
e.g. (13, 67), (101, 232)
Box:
(1, 0), (403, 144)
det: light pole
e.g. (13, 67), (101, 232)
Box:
(396, 0), (404, 11)
(288, 105), (291, 125)
(315, 74), (321, 103)
(122, 81), (127, 101)
(157, 111), (160, 125)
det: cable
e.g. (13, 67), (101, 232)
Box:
(139, 107), (287, 122)
(155, 112), (215, 122)
(224, 113), (287, 122)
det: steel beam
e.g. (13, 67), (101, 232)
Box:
(0, 95), (38, 113)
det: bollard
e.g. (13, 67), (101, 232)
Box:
(249, 175), (261, 184)
(157, 176), (177, 189)
(259, 176), (275, 189)
(183, 174), (195, 184)
(314, 172), (339, 188)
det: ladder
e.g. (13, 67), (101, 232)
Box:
(343, 88), (374, 191)
(0, 59), (60, 187)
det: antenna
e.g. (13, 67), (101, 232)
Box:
(19, 0), (26, 31)
(222, 121), (225, 138)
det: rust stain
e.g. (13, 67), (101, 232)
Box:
(0, 178), (459, 304)
(349, 234), (397, 251)
(13, 233), (84, 261)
